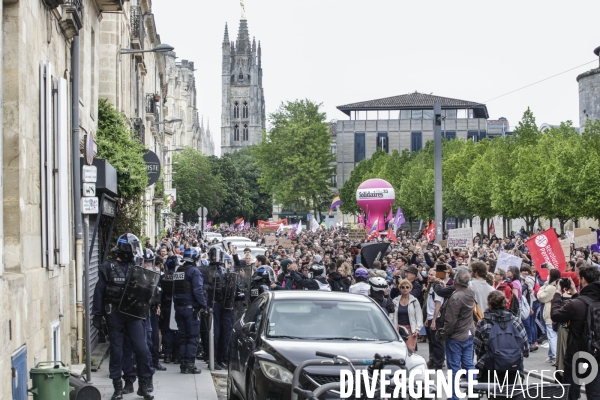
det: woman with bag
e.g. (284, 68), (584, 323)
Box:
(392, 279), (423, 352)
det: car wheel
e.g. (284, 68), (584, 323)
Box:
(227, 372), (241, 400)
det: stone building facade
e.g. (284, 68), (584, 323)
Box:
(221, 19), (266, 154)
(577, 46), (600, 128)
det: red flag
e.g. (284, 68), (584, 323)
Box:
(387, 227), (398, 243)
(525, 228), (566, 280)
(489, 220), (495, 236)
(235, 217), (244, 224)
(425, 221), (436, 243)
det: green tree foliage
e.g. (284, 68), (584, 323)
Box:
(96, 99), (148, 240)
(172, 147), (225, 222)
(253, 99), (335, 214)
(207, 154), (253, 223)
(228, 147), (273, 222)
(338, 108), (600, 230)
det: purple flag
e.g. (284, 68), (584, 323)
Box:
(393, 207), (405, 228)
(591, 230), (600, 252)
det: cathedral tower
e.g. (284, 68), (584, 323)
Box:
(221, 18), (266, 154)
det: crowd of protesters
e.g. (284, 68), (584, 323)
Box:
(149, 223), (600, 400)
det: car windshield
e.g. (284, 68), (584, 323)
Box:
(266, 299), (398, 341)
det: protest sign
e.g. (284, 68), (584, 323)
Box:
(279, 238), (292, 249)
(348, 229), (366, 242)
(574, 228), (591, 238)
(439, 240), (448, 249)
(447, 227), (473, 248)
(574, 231), (597, 249)
(496, 252), (523, 271)
(265, 235), (277, 246)
(566, 230), (574, 244)
(560, 238), (571, 263)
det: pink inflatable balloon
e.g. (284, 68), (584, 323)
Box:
(356, 178), (395, 233)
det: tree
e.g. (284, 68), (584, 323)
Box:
(228, 147), (273, 223)
(172, 147), (225, 222)
(207, 154), (253, 223)
(398, 142), (435, 220)
(96, 99), (148, 244)
(577, 118), (600, 224)
(253, 100), (335, 215)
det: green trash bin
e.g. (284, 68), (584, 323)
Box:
(29, 361), (74, 400)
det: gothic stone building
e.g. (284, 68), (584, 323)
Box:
(221, 19), (266, 154)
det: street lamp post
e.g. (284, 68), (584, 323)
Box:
(118, 43), (175, 61)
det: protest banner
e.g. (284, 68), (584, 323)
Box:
(348, 229), (366, 242)
(439, 240), (448, 249)
(447, 227), (473, 248)
(574, 231), (597, 249)
(560, 238), (571, 263)
(525, 229), (566, 280)
(566, 230), (574, 244)
(496, 252), (523, 271)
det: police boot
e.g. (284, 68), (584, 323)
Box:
(122, 380), (134, 394)
(163, 354), (172, 364)
(111, 379), (123, 400)
(184, 363), (202, 374)
(147, 375), (154, 392)
(136, 377), (154, 400)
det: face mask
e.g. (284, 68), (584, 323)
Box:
(201, 260), (209, 267)
(421, 271), (427, 277)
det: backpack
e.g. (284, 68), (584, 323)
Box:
(484, 318), (525, 372)
(578, 296), (600, 360)
(520, 294), (530, 320)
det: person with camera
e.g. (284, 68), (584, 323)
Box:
(551, 265), (600, 399)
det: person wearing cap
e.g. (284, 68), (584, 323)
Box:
(392, 265), (422, 303)
(349, 268), (371, 295)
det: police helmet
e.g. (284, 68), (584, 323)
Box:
(112, 233), (143, 263)
(309, 264), (326, 278)
(208, 247), (224, 264)
(368, 276), (388, 292)
(183, 248), (199, 263)
(254, 266), (276, 283)
(143, 248), (155, 269)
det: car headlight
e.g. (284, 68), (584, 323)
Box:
(259, 360), (293, 384)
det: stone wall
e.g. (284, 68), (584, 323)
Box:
(578, 68), (600, 128)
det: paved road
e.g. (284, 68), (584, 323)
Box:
(90, 356), (218, 400)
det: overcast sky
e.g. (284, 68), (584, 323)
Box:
(152, 0), (599, 156)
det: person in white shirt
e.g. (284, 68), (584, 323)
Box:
(349, 268), (370, 295)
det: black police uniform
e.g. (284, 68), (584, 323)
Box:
(199, 262), (234, 369)
(160, 256), (180, 363)
(173, 257), (207, 373)
(92, 258), (154, 400)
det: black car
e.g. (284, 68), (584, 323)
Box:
(227, 291), (429, 400)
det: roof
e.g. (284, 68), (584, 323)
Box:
(337, 92), (489, 118)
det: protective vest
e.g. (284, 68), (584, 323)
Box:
(161, 273), (175, 300)
(102, 260), (128, 305)
(173, 264), (193, 296)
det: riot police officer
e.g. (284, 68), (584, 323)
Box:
(160, 255), (180, 364)
(250, 264), (277, 302)
(92, 233), (155, 400)
(290, 263), (332, 291)
(173, 248), (207, 374)
(199, 247), (231, 370)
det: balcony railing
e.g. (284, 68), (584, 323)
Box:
(131, 6), (144, 50)
(131, 118), (145, 145)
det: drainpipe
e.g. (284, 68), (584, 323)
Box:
(72, 34), (84, 364)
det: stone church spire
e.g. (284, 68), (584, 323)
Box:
(223, 23), (229, 44)
(236, 19), (251, 54)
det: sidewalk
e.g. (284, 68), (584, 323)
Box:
(89, 357), (218, 400)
